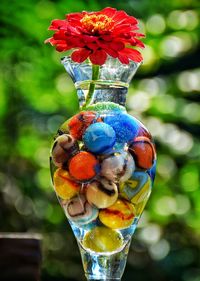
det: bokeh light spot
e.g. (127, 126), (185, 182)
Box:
(167, 10), (188, 30)
(157, 155), (177, 180)
(184, 10), (199, 30)
(15, 195), (34, 216)
(177, 70), (200, 92)
(47, 115), (66, 134)
(138, 77), (167, 96)
(180, 164), (199, 192)
(155, 196), (177, 216)
(35, 168), (51, 191)
(167, 10), (199, 31)
(56, 74), (74, 95)
(146, 14), (166, 35)
(34, 199), (49, 219)
(141, 45), (158, 66)
(45, 204), (63, 224)
(128, 91), (151, 113)
(160, 33), (193, 58)
(158, 124), (193, 154)
(149, 239), (170, 260)
(145, 117), (165, 138)
(139, 224), (162, 245)
(34, 147), (50, 168)
(175, 194), (190, 215)
(182, 103), (200, 123)
(153, 95), (176, 114)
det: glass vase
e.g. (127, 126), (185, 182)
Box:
(50, 56), (156, 281)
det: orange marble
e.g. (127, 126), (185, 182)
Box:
(69, 151), (99, 181)
(128, 136), (156, 170)
(137, 126), (152, 140)
(68, 111), (102, 140)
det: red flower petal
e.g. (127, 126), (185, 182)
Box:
(101, 35), (112, 42)
(66, 25), (81, 35)
(112, 11), (138, 27)
(101, 7), (117, 17)
(66, 36), (85, 48)
(97, 43), (118, 58)
(53, 30), (67, 40)
(71, 48), (91, 63)
(119, 48), (143, 63)
(97, 40), (124, 51)
(44, 37), (53, 44)
(83, 35), (98, 43)
(118, 53), (129, 64)
(49, 19), (68, 30)
(66, 12), (83, 23)
(44, 37), (66, 46)
(56, 44), (70, 52)
(130, 38), (145, 48)
(97, 40), (124, 58)
(109, 41), (124, 51)
(130, 32), (145, 37)
(113, 24), (134, 35)
(87, 43), (98, 52)
(89, 49), (107, 65)
(113, 11), (137, 25)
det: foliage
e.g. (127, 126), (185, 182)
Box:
(0, 0), (199, 280)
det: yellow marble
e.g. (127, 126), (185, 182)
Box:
(99, 199), (135, 229)
(83, 226), (123, 253)
(53, 168), (80, 200)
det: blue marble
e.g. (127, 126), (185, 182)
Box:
(104, 112), (139, 143)
(83, 122), (116, 154)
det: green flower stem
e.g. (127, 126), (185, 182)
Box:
(84, 64), (100, 108)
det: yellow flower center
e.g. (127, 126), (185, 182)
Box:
(81, 14), (113, 33)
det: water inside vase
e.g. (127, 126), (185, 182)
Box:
(75, 81), (128, 107)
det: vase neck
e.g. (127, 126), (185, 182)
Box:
(61, 56), (141, 109)
(76, 81), (128, 107)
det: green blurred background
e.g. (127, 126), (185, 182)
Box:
(0, 0), (200, 280)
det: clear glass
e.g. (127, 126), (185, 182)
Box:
(50, 56), (156, 281)
(61, 56), (140, 107)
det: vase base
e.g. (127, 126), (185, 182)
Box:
(79, 240), (131, 281)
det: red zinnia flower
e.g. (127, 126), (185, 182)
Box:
(45, 7), (145, 65)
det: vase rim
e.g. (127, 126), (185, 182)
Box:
(61, 55), (142, 67)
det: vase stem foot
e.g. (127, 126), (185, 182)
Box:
(79, 240), (131, 281)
